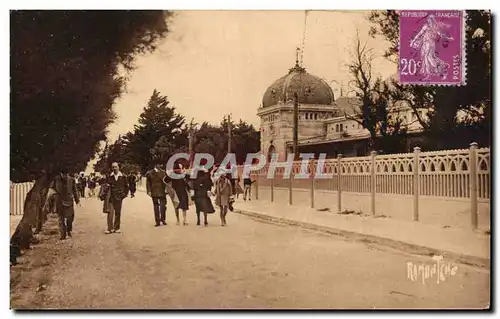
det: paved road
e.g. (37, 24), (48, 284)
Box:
(26, 192), (489, 309)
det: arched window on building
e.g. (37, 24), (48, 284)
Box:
(267, 144), (276, 162)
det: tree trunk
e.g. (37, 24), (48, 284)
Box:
(10, 173), (51, 264)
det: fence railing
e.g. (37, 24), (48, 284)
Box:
(241, 142), (490, 229)
(11, 144), (489, 229)
(10, 181), (35, 216)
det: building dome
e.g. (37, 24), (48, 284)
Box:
(262, 63), (335, 108)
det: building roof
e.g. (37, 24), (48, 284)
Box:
(333, 96), (361, 116)
(286, 126), (424, 147)
(261, 62), (335, 108)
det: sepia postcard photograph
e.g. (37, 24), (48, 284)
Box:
(8, 3), (492, 311)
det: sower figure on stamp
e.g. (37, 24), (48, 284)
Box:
(105, 162), (129, 234)
(43, 167), (80, 240)
(146, 162), (168, 227)
(410, 14), (454, 81)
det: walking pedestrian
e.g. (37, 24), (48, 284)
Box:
(234, 175), (244, 199)
(78, 172), (87, 198)
(243, 175), (255, 201)
(88, 173), (97, 197)
(210, 164), (219, 184)
(215, 174), (233, 226)
(78, 173), (87, 198)
(105, 162), (129, 234)
(164, 163), (191, 225)
(128, 172), (137, 198)
(192, 168), (215, 226)
(43, 167), (80, 240)
(146, 163), (168, 227)
(225, 164), (242, 202)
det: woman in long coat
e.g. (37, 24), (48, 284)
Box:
(164, 164), (191, 225)
(215, 174), (233, 226)
(192, 169), (215, 226)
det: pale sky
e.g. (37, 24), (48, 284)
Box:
(107, 10), (396, 141)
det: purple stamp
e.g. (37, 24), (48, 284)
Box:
(399, 10), (466, 86)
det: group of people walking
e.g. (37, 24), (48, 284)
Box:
(42, 161), (254, 240)
(42, 165), (140, 240)
(145, 162), (248, 227)
(74, 171), (138, 199)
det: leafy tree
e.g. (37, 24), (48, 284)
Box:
(151, 135), (189, 165)
(192, 118), (261, 165)
(231, 120), (261, 164)
(93, 135), (135, 174)
(97, 114), (260, 175)
(10, 10), (171, 260)
(11, 11), (172, 181)
(94, 142), (111, 174)
(346, 33), (408, 154)
(368, 10), (491, 149)
(127, 89), (188, 171)
(193, 122), (227, 163)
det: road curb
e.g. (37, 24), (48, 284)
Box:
(236, 208), (490, 269)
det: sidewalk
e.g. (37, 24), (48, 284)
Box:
(234, 199), (490, 268)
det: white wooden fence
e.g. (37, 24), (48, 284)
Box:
(10, 181), (35, 216)
(246, 143), (490, 229)
(11, 144), (489, 229)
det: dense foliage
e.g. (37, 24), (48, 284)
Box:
(367, 10), (491, 150)
(95, 90), (261, 173)
(10, 10), (172, 182)
(10, 10), (171, 261)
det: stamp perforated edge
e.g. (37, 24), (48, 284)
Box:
(397, 10), (468, 87)
(461, 10), (468, 86)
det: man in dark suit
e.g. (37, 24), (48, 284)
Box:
(106, 162), (129, 234)
(146, 163), (167, 226)
(45, 167), (80, 240)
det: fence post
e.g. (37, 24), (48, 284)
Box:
(270, 170), (274, 203)
(10, 182), (14, 215)
(413, 147), (421, 221)
(289, 165), (293, 205)
(254, 172), (259, 200)
(370, 151), (377, 215)
(310, 158), (315, 209)
(337, 154), (342, 213)
(470, 142), (478, 230)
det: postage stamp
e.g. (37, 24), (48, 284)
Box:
(399, 10), (467, 86)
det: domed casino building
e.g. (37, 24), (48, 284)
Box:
(257, 57), (427, 161)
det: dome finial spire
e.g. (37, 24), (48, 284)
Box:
(295, 47), (300, 67)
